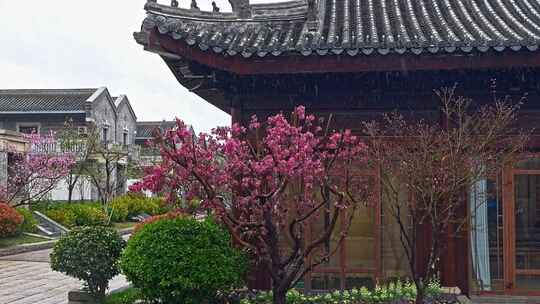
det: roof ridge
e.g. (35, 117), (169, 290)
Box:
(0, 88), (99, 95)
(137, 121), (177, 124)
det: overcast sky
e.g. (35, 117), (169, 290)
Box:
(0, 0), (280, 132)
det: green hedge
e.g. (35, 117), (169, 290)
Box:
(108, 194), (165, 222)
(33, 196), (167, 228)
(16, 208), (38, 233)
(36, 202), (107, 228)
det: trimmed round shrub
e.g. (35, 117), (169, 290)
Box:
(132, 210), (185, 234)
(16, 208), (38, 233)
(50, 226), (125, 298)
(0, 202), (23, 237)
(121, 217), (247, 303)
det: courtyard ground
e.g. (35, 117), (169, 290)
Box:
(0, 243), (128, 304)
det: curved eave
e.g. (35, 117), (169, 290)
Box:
(161, 55), (229, 113)
(139, 29), (540, 75)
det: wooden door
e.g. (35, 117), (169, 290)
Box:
(508, 167), (540, 293)
(500, 159), (540, 294)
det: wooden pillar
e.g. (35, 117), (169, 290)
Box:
(502, 164), (515, 291)
(231, 106), (242, 126)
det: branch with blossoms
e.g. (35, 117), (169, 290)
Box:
(363, 86), (529, 304)
(0, 133), (75, 206)
(130, 106), (371, 304)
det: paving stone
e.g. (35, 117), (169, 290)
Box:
(0, 247), (127, 304)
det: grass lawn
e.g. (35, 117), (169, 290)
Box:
(105, 287), (141, 304)
(0, 234), (50, 249)
(112, 222), (137, 230)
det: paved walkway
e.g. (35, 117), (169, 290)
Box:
(0, 247), (128, 304)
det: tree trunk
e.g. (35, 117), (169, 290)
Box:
(415, 286), (425, 304)
(273, 287), (287, 304)
(67, 184), (74, 204)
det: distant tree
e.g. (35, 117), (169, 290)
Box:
(363, 87), (529, 304)
(82, 129), (128, 206)
(131, 107), (370, 304)
(58, 119), (94, 203)
(0, 133), (75, 206)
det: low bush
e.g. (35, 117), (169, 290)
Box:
(121, 217), (247, 304)
(16, 208), (38, 233)
(0, 202), (23, 237)
(50, 226), (126, 298)
(108, 194), (165, 222)
(105, 287), (141, 304)
(38, 202), (107, 228)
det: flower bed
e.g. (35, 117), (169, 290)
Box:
(103, 286), (460, 304)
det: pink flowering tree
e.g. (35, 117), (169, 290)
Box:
(0, 133), (75, 206)
(131, 106), (370, 304)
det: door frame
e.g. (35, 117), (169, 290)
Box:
(501, 165), (540, 295)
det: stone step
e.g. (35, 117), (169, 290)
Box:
(32, 211), (69, 237)
(36, 225), (55, 236)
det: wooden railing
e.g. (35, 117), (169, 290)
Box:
(29, 141), (87, 155)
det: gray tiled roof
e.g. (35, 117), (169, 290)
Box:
(136, 121), (177, 138)
(0, 89), (97, 113)
(139, 0), (540, 58)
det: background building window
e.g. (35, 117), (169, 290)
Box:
(18, 124), (39, 134)
(102, 127), (108, 143)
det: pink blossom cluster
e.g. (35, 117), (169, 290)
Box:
(0, 133), (75, 205)
(131, 106), (368, 243)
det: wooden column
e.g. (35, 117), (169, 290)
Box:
(502, 164), (515, 291)
(231, 98), (242, 126)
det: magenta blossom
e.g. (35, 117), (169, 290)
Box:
(133, 106), (370, 303)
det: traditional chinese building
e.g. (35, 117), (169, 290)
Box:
(0, 88), (139, 201)
(135, 0), (540, 297)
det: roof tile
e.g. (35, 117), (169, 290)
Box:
(138, 0), (540, 57)
(0, 89), (97, 113)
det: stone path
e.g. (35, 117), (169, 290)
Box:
(0, 246), (128, 304)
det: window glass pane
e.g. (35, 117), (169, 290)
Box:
(345, 274), (374, 289)
(516, 274), (540, 290)
(311, 273), (341, 290)
(18, 125), (38, 134)
(345, 205), (375, 268)
(514, 173), (540, 291)
(310, 208), (340, 268)
(381, 180), (410, 278)
(515, 175), (540, 266)
(515, 158), (540, 170)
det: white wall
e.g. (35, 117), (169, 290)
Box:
(48, 176), (93, 201)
